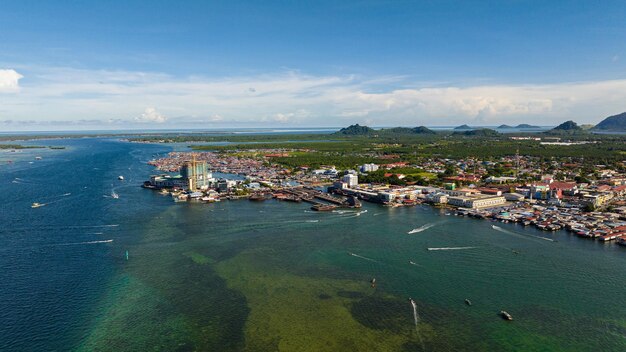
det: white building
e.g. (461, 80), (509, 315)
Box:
(447, 195), (506, 209)
(360, 163), (379, 172)
(342, 174), (358, 188)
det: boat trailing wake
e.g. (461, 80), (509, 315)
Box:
(409, 298), (426, 349)
(408, 223), (436, 234)
(492, 225), (555, 242)
(305, 220), (320, 223)
(348, 252), (377, 262)
(58, 239), (114, 246)
(427, 246), (476, 251)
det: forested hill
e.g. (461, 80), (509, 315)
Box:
(593, 112), (626, 131)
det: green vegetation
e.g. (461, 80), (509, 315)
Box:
(545, 120), (585, 135)
(188, 129), (626, 172)
(334, 124), (375, 135)
(452, 128), (500, 137)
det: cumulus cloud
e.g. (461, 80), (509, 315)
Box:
(2, 66), (626, 129)
(135, 107), (167, 123)
(0, 69), (23, 93)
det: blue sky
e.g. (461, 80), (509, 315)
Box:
(1, 0), (626, 130)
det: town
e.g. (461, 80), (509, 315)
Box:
(144, 147), (626, 248)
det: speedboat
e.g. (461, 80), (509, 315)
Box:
(370, 278), (376, 288)
(500, 311), (513, 321)
(465, 299), (472, 306)
(118, 175), (124, 180)
(31, 202), (44, 208)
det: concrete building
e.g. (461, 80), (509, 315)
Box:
(448, 195), (506, 209)
(360, 163), (379, 172)
(149, 174), (186, 189)
(180, 158), (212, 190)
(342, 174), (358, 188)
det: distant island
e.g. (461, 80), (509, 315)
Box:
(497, 124), (540, 129)
(453, 124), (473, 130)
(516, 124), (540, 129)
(593, 112), (626, 131)
(335, 124), (435, 136)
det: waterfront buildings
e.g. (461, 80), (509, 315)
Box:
(342, 174), (358, 188)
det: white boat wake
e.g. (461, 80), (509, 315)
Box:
(492, 224), (554, 242)
(427, 246), (476, 251)
(409, 299), (425, 349)
(348, 252), (377, 262)
(408, 223), (435, 234)
(58, 239), (114, 246)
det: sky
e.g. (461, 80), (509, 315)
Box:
(1, 0), (626, 130)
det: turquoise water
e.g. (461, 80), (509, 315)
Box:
(1, 138), (625, 351)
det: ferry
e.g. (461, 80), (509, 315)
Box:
(500, 311), (513, 321)
(311, 204), (335, 211)
(31, 202), (44, 208)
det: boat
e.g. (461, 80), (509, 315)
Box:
(491, 225), (501, 230)
(409, 260), (417, 265)
(500, 311), (513, 321)
(31, 202), (44, 208)
(465, 299), (472, 306)
(118, 175), (124, 180)
(370, 278), (376, 288)
(111, 191), (119, 199)
(311, 204), (336, 211)
(35, 156), (42, 160)
(408, 297), (416, 305)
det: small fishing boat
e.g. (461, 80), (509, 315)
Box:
(500, 311), (513, 321)
(465, 299), (472, 306)
(118, 175), (124, 180)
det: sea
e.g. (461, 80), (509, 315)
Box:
(1, 137), (625, 351)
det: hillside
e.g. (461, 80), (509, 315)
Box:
(545, 120), (585, 135)
(454, 124), (473, 130)
(593, 112), (626, 131)
(516, 124), (540, 129)
(452, 128), (499, 137)
(334, 124), (375, 135)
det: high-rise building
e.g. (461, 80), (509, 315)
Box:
(180, 157), (211, 190)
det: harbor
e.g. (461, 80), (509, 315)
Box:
(143, 151), (626, 251)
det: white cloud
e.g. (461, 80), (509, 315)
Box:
(0, 69), (23, 93)
(1, 66), (626, 129)
(135, 107), (167, 123)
